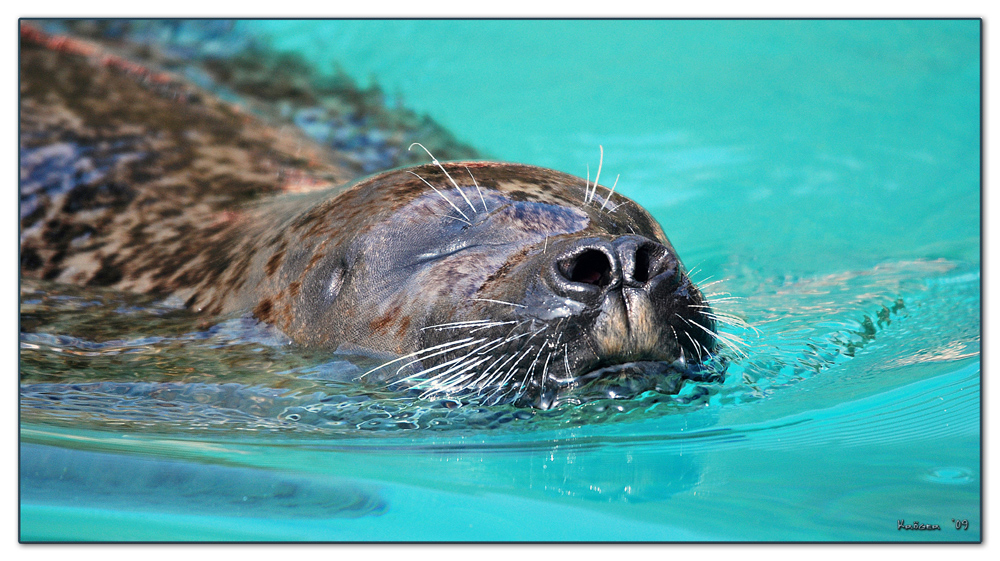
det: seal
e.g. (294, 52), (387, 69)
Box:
(19, 24), (719, 408)
(191, 156), (718, 407)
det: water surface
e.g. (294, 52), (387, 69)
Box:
(20, 19), (980, 542)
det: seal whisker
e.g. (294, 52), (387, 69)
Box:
(464, 166), (488, 213)
(496, 319), (531, 340)
(695, 279), (728, 291)
(432, 212), (474, 226)
(714, 329), (749, 349)
(468, 321), (520, 334)
(702, 291), (732, 299)
(487, 345), (536, 403)
(551, 329), (564, 349)
(419, 353), (489, 388)
(496, 325), (536, 347)
(699, 311), (760, 335)
(543, 323), (566, 382)
(705, 311), (743, 322)
(406, 171), (472, 224)
(481, 322), (550, 402)
(475, 350), (522, 397)
(685, 263), (717, 286)
(396, 334), (506, 391)
(676, 313), (748, 359)
(409, 142), (478, 215)
(389, 337), (488, 378)
(472, 297), (527, 308)
(393, 335), (499, 384)
(391, 353), (473, 386)
(700, 315), (752, 333)
(464, 335), (516, 359)
(511, 323), (549, 346)
(512, 324), (555, 400)
(587, 145), (605, 205)
(712, 333), (749, 360)
(701, 296), (743, 306)
(599, 173), (620, 211)
(700, 340), (716, 362)
(467, 351), (515, 393)
(479, 355), (521, 402)
(547, 341), (574, 385)
(514, 343), (549, 401)
(528, 347), (553, 398)
(421, 319), (495, 329)
(684, 330), (703, 362)
(418, 364), (490, 399)
(438, 359), (504, 395)
(360, 336), (478, 379)
(418, 355), (493, 398)
(702, 293), (741, 307)
(539, 349), (555, 395)
(421, 319), (513, 331)
(432, 322), (547, 396)
(696, 309), (742, 322)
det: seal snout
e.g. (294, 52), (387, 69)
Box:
(540, 234), (713, 377)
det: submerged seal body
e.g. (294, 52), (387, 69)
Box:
(19, 24), (718, 408)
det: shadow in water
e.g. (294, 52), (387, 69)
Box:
(20, 443), (386, 519)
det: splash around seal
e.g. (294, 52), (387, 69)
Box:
(213, 159), (720, 408)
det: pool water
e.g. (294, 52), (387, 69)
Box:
(19, 19), (980, 541)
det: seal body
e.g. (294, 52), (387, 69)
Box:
(19, 24), (718, 408)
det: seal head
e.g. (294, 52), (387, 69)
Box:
(245, 161), (717, 408)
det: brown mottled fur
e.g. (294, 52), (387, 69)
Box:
(20, 24), (351, 310)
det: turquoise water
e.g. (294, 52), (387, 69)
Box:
(19, 20), (980, 541)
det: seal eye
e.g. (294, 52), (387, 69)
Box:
(414, 240), (473, 263)
(559, 249), (613, 288)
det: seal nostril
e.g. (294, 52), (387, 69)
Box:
(634, 245), (651, 283)
(560, 249), (613, 288)
(614, 237), (679, 289)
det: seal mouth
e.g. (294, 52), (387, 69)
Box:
(535, 359), (719, 410)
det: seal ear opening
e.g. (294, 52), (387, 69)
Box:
(325, 263), (346, 302)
